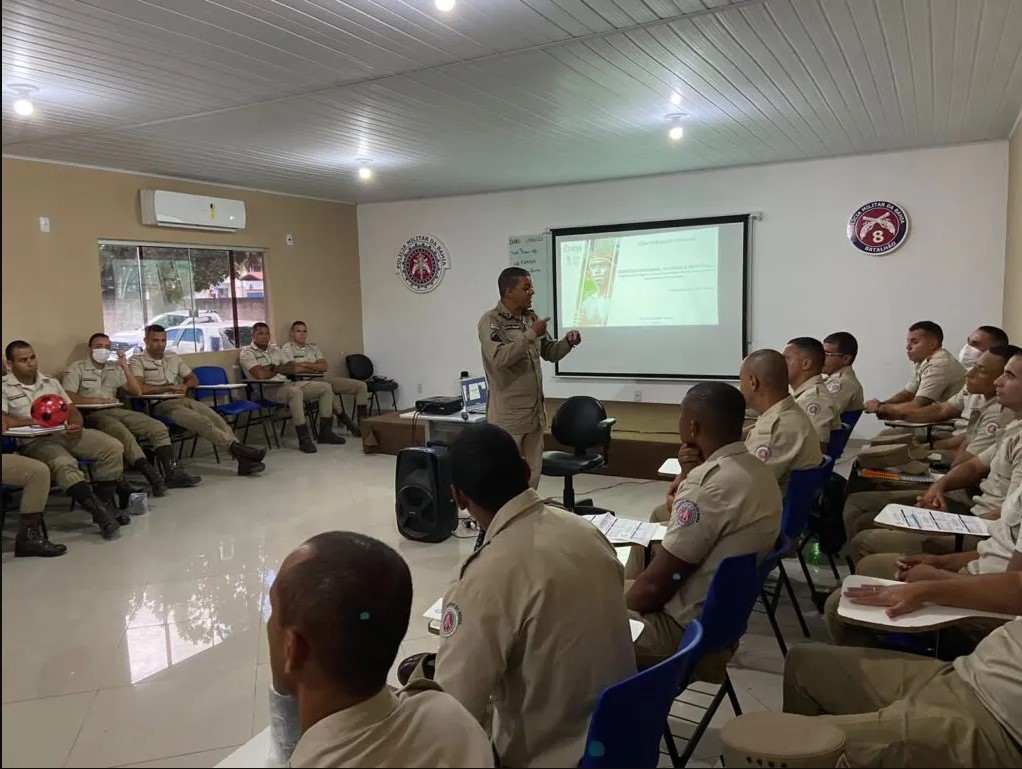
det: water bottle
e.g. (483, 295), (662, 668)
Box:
(459, 370), (470, 421)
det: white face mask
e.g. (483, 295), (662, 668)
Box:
(91, 348), (111, 364)
(958, 343), (982, 369)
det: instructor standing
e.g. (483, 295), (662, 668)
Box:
(478, 267), (581, 488)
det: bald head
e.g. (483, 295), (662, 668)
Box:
(743, 349), (789, 392)
(268, 532), (412, 699)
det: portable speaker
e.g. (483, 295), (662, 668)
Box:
(395, 444), (457, 543)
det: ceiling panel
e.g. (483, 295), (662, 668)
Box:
(3, 0), (1020, 203)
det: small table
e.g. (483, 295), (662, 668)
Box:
(76, 401), (124, 411)
(658, 457), (680, 479)
(398, 409), (485, 443)
(875, 504), (990, 552)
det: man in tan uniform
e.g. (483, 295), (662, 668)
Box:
(0, 437), (66, 557)
(130, 325), (267, 476)
(740, 349), (823, 494)
(280, 320), (368, 436)
(63, 332), (201, 495)
(842, 352), (1022, 558)
(403, 423), (635, 768)
(865, 320), (967, 419)
(628, 383), (782, 671)
(266, 532), (494, 769)
(785, 576), (1022, 767)
(3, 340), (123, 538)
(240, 323), (345, 454)
(877, 345), (1017, 463)
(951, 324), (1010, 372)
(784, 337), (842, 451)
(822, 331), (866, 416)
(478, 267), (580, 488)
(826, 479), (1021, 648)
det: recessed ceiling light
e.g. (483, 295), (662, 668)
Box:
(668, 125), (684, 141)
(8, 83), (37, 117)
(435, 0), (455, 11)
(670, 91), (682, 107)
(358, 166), (373, 180)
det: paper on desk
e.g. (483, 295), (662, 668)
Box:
(837, 575), (1015, 629)
(583, 513), (666, 547)
(3, 425), (65, 436)
(877, 505), (990, 536)
(426, 597), (645, 641)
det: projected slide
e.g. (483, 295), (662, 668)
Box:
(551, 216), (749, 379)
(557, 228), (719, 328)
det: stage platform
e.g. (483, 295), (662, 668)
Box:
(360, 398), (680, 481)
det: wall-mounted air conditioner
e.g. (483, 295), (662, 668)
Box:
(140, 189), (247, 232)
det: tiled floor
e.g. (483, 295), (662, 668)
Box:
(1, 438), (848, 768)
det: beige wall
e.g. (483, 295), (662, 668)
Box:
(1006, 125), (1022, 342)
(1, 157), (361, 377)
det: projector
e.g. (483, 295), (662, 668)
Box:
(415, 396), (463, 415)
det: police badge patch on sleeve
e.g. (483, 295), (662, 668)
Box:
(673, 499), (701, 527)
(807, 403), (821, 416)
(440, 603), (462, 637)
(755, 446), (771, 461)
(826, 380), (841, 394)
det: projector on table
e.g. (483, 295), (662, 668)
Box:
(414, 396), (463, 415)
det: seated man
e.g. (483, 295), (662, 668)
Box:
(240, 322), (345, 454)
(843, 351), (1022, 554)
(784, 574), (1022, 767)
(280, 321), (369, 436)
(784, 336), (842, 452)
(822, 331), (866, 416)
(403, 423), (635, 768)
(954, 324), (1010, 370)
(3, 340), (123, 538)
(865, 320), (966, 419)
(0, 436), (66, 557)
(266, 531), (494, 769)
(63, 332), (200, 495)
(129, 325), (266, 476)
(740, 348), (823, 493)
(878, 344), (1017, 462)
(827, 478), (1021, 647)
(628, 382), (782, 672)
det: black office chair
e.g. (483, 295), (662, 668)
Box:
(345, 354), (399, 415)
(541, 396), (615, 511)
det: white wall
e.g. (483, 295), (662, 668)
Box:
(358, 142), (1007, 431)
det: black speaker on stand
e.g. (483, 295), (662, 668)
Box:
(395, 444), (457, 542)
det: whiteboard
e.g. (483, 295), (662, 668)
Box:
(508, 234), (551, 319)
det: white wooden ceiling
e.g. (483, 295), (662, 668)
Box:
(4, 0), (1021, 203)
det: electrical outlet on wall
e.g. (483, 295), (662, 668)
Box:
(417, 383), (423, 394)
(633, 389), (642, 402)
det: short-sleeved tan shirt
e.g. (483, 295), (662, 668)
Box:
(972, 419), (1022, 515)
(280, 341), (325, 364)
(793, 374), (842, 445)
(128, 351), (192, 386)
(824, 365), (865, 415)
(2, 373), (70, 418)
(744, 396), (823, 493)
(239, 343), (287, 381)
(62, 359), (126, 400)
(905, 348), (967, 403)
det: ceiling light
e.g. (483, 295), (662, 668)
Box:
(435, 0), (455, 11)
(668, 125), (684, 141)
(670, 91), (682, 107)
(358, 165), (373, 180)
(8, 84), (37, 117)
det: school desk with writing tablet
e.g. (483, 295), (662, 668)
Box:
(658, 457), (680, 478)
(875, 504), (990, 551)
(882, 419), (956, 443)
(837, 575), (1016, 633)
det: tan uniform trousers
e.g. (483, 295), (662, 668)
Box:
(825, 554), (1005, 648)
(510, 426), (544, 489)
(152, 398), (236, 449)
(2, 454), (51, 513)
(264, 380), (334, 426)
(324, 375), (369, 408)
(848, 527), (978, 565)
(783, 643), (1022, 767)
(20, 429), (123, 490)
(84, 407), (171, 465)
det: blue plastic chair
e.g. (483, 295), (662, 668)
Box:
(826, 424), (852, 462)
(840, 409), (863, 431)
(663, 552), (760, 767)
(192, 366), (271, 453)
(581, 622), (703, 768)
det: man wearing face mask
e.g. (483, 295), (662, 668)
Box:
(865, 321), (966, 420)
(956, 326), (1010, 370)
(63, 333), (201, 495)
